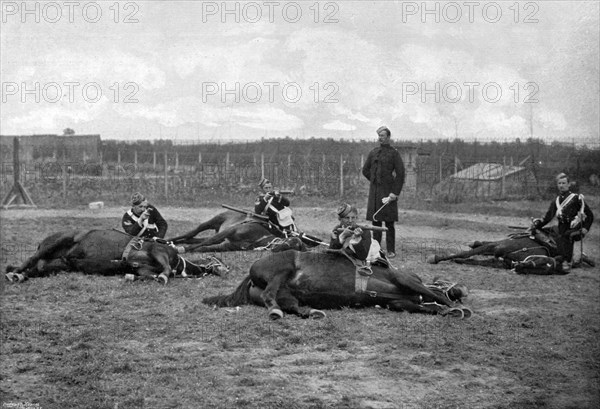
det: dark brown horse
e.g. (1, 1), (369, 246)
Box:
(168, 211), (322, 252)
(426, 228), (569, 274)
(5, 229), (228, 284)
(203, 250), (471, 319)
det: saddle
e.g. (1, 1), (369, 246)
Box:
(509, 228), (557, 255)
(326, 249), (391, 294)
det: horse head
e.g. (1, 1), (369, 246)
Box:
(177, 255), (229, 278)
(429, 277), (469, 303)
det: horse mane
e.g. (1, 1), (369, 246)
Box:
(202, 275), (252, 307)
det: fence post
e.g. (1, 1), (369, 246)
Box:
(134, 150), (138, 168)
(287, 154), (291, 184)
(339, 154), (344, 197)
(501, 157), (506, 198)
(153, 151), (156, 170)
(62, 146), (67, 199)
(261, 153), (264, 178)
(198, 151), (202, 164)
(175, 151), (179, 170)
(164, 150), (168, 202)
(226, 152), (230, 170)
(117, 150), (121, 170)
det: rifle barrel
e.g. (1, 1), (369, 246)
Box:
(336, 225), (387, 232)
(221, 204), (269, 220)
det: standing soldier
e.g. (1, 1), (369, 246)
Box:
(362, 126), (405, 258)
(533, 173), (594, 271)
(122, 192), (168, 239)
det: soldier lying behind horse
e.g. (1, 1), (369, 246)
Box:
(5, 229), (228, 284)
(203, 249), (472, 320)
(426, 225), (593, 275)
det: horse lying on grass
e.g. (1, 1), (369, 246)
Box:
(5, 229), (228, 284)
(426, 227), (592, 275)
(168, 210), (322, 253)
(203, 250), (472, 319)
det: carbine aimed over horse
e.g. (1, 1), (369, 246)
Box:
(5, 229), (228, 284)
(203, 249), (472, 319)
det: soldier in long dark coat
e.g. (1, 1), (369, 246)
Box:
(362, 126), (405, 258)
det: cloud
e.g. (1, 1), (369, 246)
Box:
(323, 120), (357, 131)
(2, 97), (109, 134)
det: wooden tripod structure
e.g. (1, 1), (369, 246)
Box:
(2, 137), (36, 209)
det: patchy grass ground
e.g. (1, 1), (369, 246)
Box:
(1, 204), (599, 409)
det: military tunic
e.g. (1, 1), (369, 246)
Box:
(121, 204), (168, 239)
(535, 191), (594, 261)
(254, 193), (293, 231)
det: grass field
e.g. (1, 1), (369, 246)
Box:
(1, 202), (599, 409)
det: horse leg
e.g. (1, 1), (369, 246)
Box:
(452, 258), (506, 268)
(276, 285), (326, 319)
(168, 212), (234, 243)
(427, 242), (497, 264)
(149, 247), (175, 284)
(6, 232), (77, 282)
(258, 272), (288, 319)
(182, 227), (238, 252)
(184, 241), (242, 253)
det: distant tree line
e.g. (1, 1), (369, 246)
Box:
(99, 137), (600, 183)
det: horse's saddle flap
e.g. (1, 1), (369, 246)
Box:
(276, 207), (294, 227)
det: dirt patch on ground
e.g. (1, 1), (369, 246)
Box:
(1, 206), (599, 409)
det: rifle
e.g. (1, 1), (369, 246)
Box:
(222, 204), (269, 221)
(289, 231), (330, 246)
(335, 225), (388, 233)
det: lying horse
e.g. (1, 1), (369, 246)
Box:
(168, 210), (321, 253)
(426, 228), (570, 275)
(5, 229), (228, 284)
(203, 250), (472, 319)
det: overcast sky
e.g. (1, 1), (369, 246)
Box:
(1, 1), (598, 145)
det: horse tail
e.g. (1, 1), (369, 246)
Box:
(202, 275), (252, 307)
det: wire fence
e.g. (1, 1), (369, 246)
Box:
(1, 137), (599, 207)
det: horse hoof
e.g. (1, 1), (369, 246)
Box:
(309, 309), (326, 319)
(442, 307), (464, 319)
(215, 266), (229, 276)
(461, 307), (473, 319)
(426, 255), (438, 264)
(157, 274), (168, 285)
(180, 271), (188, 278)
(268, 308), (284, 320)
(15, 273), (25, 283)
(5, 273), (15, 283)
(124, 273), (136, 282)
